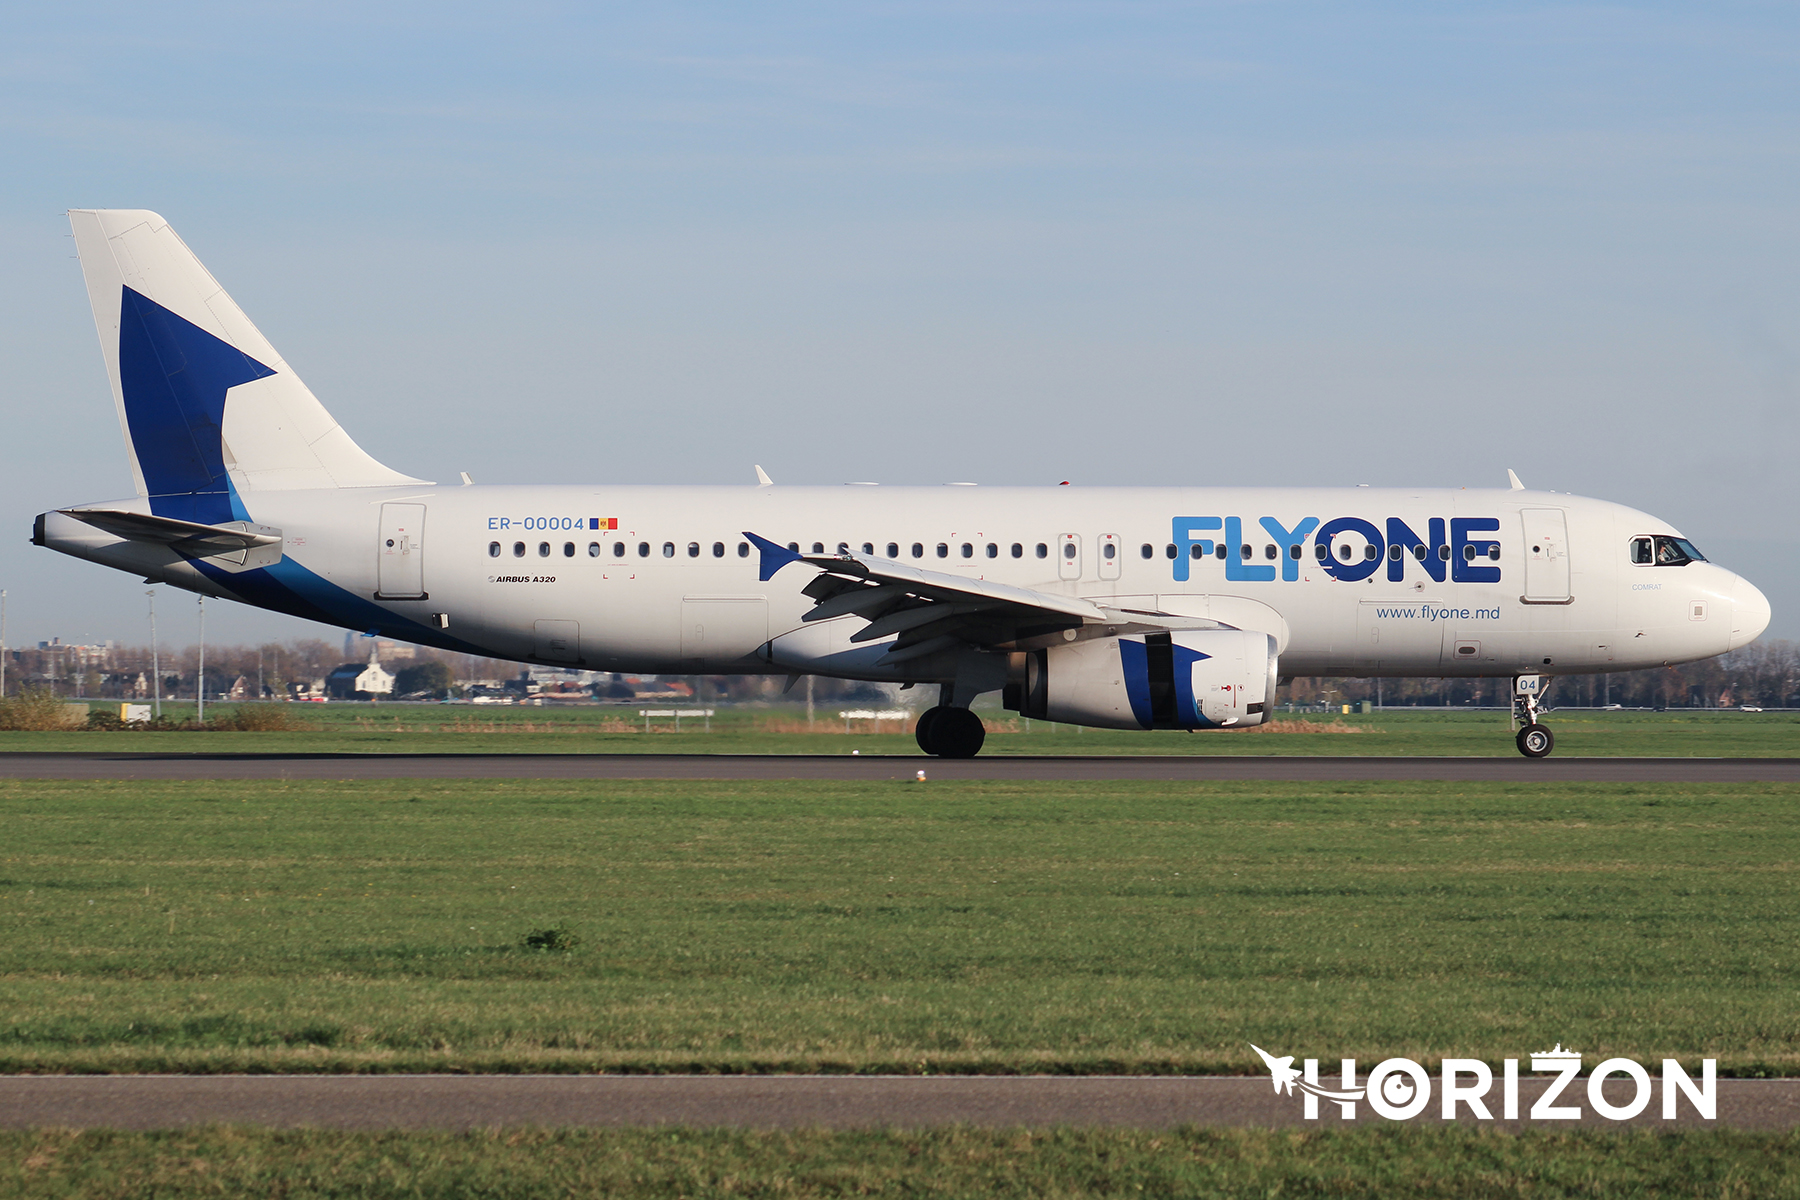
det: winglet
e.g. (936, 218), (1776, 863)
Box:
(754, 464), (774, 488)
(1506, 469), (1525, 490)
(744, 531), (803, 581)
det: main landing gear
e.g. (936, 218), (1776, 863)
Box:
(1511, 674), (1554, 758)
(915, 705), (986, 758)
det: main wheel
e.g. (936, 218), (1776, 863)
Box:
(930, 707), (987, 758)
(1516, 723), (1554, 758)
(914, 705), (947, 755)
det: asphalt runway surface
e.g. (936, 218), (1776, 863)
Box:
(0, 752), (1795, 782)
(0, 1075), (1788, 1131)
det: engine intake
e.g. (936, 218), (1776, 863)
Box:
(1005, 630), (1278, 730)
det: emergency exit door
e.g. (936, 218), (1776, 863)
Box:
(376, 503), (426, 599)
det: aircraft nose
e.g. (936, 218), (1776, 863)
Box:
(1728, 574), (1772, 651)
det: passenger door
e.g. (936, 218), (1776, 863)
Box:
(376, 503), (426, 599)
(1520, 508), (1571, 603)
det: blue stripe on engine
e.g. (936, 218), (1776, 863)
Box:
(1172, 642), (1215, 729)
(1117, 637), (1153, 729)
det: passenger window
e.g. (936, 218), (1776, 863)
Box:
(862, 542), (874, 555)
(938, 543), (950, 558)
(1462, 544), (1476, 561)
(1388, 545), (1402, 561)
(563, 542), (575, 557)
(1240, 543), (1252, 560)
(488, 542), (501, 557)
(811, 542), (825, 555)
(1338, 544), (1352, 562)
(688, 542), (701, 557)
(1167, 544), (1178, 559)
(912, 543), (924, 558)
(837, 542), (850, 555)
(588, 542), (601, 557)
(1413, 545), (1427, 561)
(1011, 543), (1023, 558)
(1036, 543), (1048, 558)
(1631, 537), (1654, 565)
(538, 542), (551, 557)
(1364, 545), (1378, 561)
(960, 543), (973, 558)
(1488, 545), (1500, 561)
(1216, 544), (1227, 560)
(638, 542), (650, 557)
(662, 542), (675, 558)
(986, 543), (998, 558)
(1103, 543), (1116, 560)
(1290, 544), (1303, 560)
(513, 542), (526, 557)
(1187, 544), (1200, 560)
(713, 542), (725, 557)
(614, 542), (626, 558)
(1140, 544), (1153, 559)
(1438, 545), (1451, 561)
(787, 542), (800, 552)
(1263, 544), (1277, 560)
(887, 543), (899, 558)
(1063, 543), (1076, 560)
(737, 542), (750, 558)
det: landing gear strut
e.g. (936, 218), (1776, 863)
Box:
(1511, 675), (1554, 758)
(915, 705), (986, 758)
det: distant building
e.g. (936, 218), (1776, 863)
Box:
(324, 649), (396, 699)
(342, 634), (417, 662)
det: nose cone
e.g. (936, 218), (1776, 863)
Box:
(1728, 575), (1772, 651)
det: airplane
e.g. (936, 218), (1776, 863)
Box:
(34, 210), (1771, 758)
(1249, 1045), (1303, 1096)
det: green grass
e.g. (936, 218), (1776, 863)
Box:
(4, 1126), (1799, 1198)
(3, 705), (1796, 755)
(2, 777), (1797, 1075)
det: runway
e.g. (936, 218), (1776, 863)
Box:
(0, 1075), (1788, 1130)
(0, 752), (1794, 782)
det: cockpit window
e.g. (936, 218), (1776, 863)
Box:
(1633, 535), (1705, 566)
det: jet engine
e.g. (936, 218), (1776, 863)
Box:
(1005, 629), (1278, 730)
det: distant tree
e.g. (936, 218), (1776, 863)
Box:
(395, 660), (455, 695)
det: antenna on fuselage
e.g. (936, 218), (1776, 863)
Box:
(1506, 469), (1525, 490)
(755, 465), (774, 488)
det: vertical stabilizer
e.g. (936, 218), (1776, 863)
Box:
(68, 210), (424, 523)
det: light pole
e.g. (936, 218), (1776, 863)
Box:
(196, 596), (206, 723)
(147, 589), (161, 719)
(1, 588), (8, 699)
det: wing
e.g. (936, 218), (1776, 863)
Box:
(745, 531), (1231, 664)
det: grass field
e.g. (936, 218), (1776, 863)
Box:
(5, 1126), (1798, 1198)
(3, 776), (1796, 1076)
(3, 704), (1796, 756)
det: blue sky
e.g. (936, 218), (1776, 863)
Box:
(3, 2), (1797, 645)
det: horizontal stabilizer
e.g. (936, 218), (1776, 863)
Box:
(60, 508), (281, 558)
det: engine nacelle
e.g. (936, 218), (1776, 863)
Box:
(1006, 629), (1278, 730)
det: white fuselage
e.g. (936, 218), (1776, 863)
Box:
(42, 483), (1770, 685)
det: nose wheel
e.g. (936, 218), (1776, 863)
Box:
(1511, 675), (1554, 758)
(1516, 724), (1554, 758)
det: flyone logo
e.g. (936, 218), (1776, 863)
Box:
(1172, 516), (1504, 585)
(1249, 1044), (1717, 1121)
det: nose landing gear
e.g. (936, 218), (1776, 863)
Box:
(1511, 674), (1553, 758)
